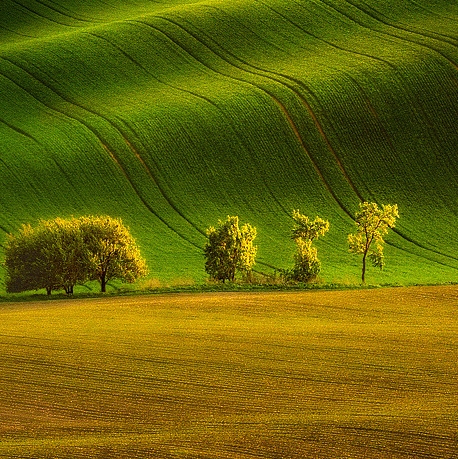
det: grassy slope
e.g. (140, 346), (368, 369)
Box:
(0, 286), (457, 457)
(0, 0), (457, 288)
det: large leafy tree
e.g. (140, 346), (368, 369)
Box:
(78, 216), (148, 293)
(5, 219), (87, 295)
(4, 216), (147, 294)
(5, 223), (47, 294)
(348, 202), (399, 283)
(40, 218), (90, 294)
(204, 216), (257, 282)
(288, 210), (330, 282)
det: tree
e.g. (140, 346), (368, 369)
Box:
(4, 216), (148, 294)
(78, 216), (148, 293)
(4, 220), (87, 295)
(204, 216), (257, 282)
(288, 210), (330, 282)
(5, 224), (47, 294)
(348, 202), (399, 283)
(39, 218), (91, 294)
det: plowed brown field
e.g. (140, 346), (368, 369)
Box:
(0, 286), (456, 458)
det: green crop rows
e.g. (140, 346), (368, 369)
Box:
(0, 0), (457, 289)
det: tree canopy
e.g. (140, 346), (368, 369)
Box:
(204, 216), (257, 283)
(78, 216), (148, 292)
(4, 216), (148, 294)
(288, 210), (330, 282)
(348, 202), (399, 283)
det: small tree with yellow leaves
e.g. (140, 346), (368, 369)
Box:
(348, 202), (399, 283)
(288, 210), (330, 282)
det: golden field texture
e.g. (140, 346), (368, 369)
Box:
(0, 286), (456, 457)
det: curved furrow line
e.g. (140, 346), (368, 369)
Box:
(0, 24), (35, 40)
(0, 118), (39, 143)
(0, 67), (126, 210)
(260, 0), (449, 163)
(0, 49), (208, 246)
(88, 29), (290, 226)
(0, 56), (203, 249)
(275, 0), (449, 83)
(272, 98), (353, 218)
(314, 61), (398, 163)
(347, 0), (458, 44)
(123, 135), (205, 240)
(318, 0), (458, 68)
(263, 4), (458, 201)
(232, 1), (428, 200)
(203, 2), (393, 151)
(9, 0), (85, 28)
(128, 18), (349, 216)
(272, 0), (404, 71)
(391, 228), (458, 264)
(179, 1), (397, 193)
(312, 0), (458, 169)
(297, 91), (364, 202)
(142, 15), (361, 215)
(178, 4), (458, 264)
(271, 0), (445, 158)
(157, 12), (453, 254)
(86, 31), (212, 237)
(202, 3), (288, 56)
(407, 0), (458, 24)
(33, 0), (105, 24)
(101, 143), (203, 250)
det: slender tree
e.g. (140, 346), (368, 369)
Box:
(204, 216), (257, 282)
(289, 210), (329, 282)
(348, 202), (399, 283)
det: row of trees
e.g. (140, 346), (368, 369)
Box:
(204, 202), (399, 284)
(3, 202), (398, 295)
(5, 216), (148, 294)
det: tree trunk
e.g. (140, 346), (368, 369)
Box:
(101, 274), (107, 293)
(46, 287), (52, 296)
(362, 252), (367, 284)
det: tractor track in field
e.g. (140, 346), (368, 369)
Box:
(1, 0), (458, 282)
(142, 15), (361, 212)
(4, 5), (457, 265)
(0, 51), (205, 249)
(89, 28), (291, 224)
(0, 116), (39, 143)
(8, 0), (92, 27)
(140, 11), (458, 266)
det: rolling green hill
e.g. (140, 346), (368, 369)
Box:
(0, 0), (457, 289)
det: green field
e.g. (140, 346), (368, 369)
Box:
(0, 0), (457, 289)
(0, 286), (456, 457)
